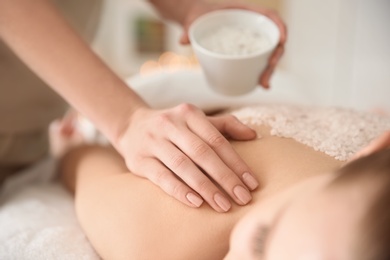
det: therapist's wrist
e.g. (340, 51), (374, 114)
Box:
(182, 1), (211, 25)
(149, 0), (206, 26)
(109, 100), (149, 153)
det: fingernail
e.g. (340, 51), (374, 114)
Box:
(186, 192), (203, 207)
(214, 193), (231, 212)
(233, 185), (252, 205)
(243, 172), (259, 190)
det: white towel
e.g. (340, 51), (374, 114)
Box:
(0, 159), (100, 260)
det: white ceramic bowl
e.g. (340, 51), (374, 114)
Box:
(189, 9), (280, 96)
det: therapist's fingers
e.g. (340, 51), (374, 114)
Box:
(258, 10), (287, 89)
(208, 114), (257, 140)
(186, 112), (259, 192)
(152, 140), (235, 212)
(59, 109), (78, 136)
(259, 43), (285, 89)
(180, 32), (190, 45)
(117, 104), (257, 213)
(166, 124), (254, 209)
(136, 158), (205, 209)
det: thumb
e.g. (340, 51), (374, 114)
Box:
(179, 30), (191, 45)
(59, 110), (78, 137)
(209, 115), (257, 140)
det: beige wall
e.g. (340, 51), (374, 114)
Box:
(282, 0), (390, 112)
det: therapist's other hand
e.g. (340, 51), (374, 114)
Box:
(180, 2), (287, 89)
(117, 104), (258, 213)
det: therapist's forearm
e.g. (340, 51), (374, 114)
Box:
(0, 0), (146, 144)
(148, 0), (208, 25)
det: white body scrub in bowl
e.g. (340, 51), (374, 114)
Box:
(189, 10), (280, 96)
(199, 26), (272, 56)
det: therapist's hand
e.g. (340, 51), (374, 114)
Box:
(117, 104), (259, 212)
(179, 2), (287, 89)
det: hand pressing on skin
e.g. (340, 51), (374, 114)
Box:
(179, 1), (287, 89)
(0, 0), (258, 213)
(116, 104), (259, 213)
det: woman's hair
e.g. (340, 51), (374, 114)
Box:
(331, 149), (390, 260)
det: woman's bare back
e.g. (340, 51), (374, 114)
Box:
(62, 123), (341, 260)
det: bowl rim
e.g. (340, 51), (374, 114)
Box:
(189, 9), (280, 60)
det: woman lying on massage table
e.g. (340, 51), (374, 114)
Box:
(52, 105), (390, 260)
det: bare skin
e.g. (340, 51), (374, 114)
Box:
(0, 0), (289, 211)
(226, 132), (390, 259)
(0, 0), (257, 212)
(57, 121), (342, 260)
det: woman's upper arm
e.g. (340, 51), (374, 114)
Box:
(75, 171), (240, 260)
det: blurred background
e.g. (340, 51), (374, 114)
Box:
(92, 0), (390, 112)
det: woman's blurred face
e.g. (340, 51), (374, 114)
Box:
(225, 172), (375, 260)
